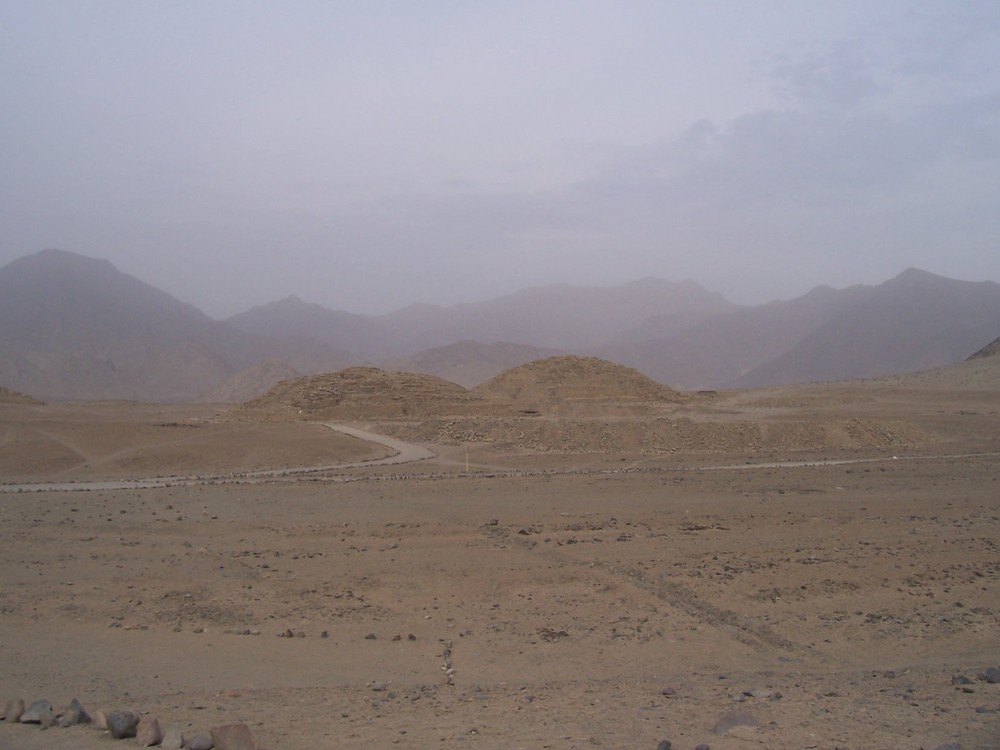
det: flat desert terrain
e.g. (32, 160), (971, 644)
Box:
(1, 359), (999, 750)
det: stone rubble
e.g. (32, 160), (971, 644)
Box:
(0, 693), (265, 750)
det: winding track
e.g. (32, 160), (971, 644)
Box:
(0, 423), (436, 494)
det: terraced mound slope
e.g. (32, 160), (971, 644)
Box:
(968, 335), (1000, 359)
(475, 356), (684, 414)
(234, 367), (491, 420)
(0, 386), (42, 405)
(229, 360), (935, 456)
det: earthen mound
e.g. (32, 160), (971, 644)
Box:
(233, 367), (488, 420)
(967, 336), (1000, 360)
(0, 386), (42, 405)
(475, 356), (683, 414)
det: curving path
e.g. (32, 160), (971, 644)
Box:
(0, 423), (436, 494)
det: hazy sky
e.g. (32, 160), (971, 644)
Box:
(2, 1), (998, 317)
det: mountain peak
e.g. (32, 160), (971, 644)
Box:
(5, 248), (118, 277)
(0, 247), (214, 352)
(888, 267), (948, 286)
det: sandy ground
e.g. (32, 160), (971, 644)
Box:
(1, 373), (999, 750)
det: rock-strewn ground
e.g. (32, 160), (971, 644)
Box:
(1, 360), (999, 749)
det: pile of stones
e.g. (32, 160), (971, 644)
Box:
(1, 697), (260, 749)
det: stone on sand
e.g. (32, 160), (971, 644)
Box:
(107, 709), (140, 739)
(188, 732), (215, 750)
(211, 722), (258, 750)
(3, 698), (25, 722)
(59, 697), (92, 727)
(161, 723), (186, 750)
(20, 699), (53, 724)
(137, 715), (163, 746)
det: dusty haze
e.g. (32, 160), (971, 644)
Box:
(2, 3), (999, 316)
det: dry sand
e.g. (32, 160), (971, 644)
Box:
(1, 362), (998, 749)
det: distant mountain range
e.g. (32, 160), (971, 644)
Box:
(0, 250), (341, 402)
(1, 249), (998, 402)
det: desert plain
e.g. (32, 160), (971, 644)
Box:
(1, 356), (998, 750)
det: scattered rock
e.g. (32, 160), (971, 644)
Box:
(188, 733), (215, 750)
(137, 716), (163, 746)
(365, 632), (377, 640)
(656, 740), (672, 750)
(94, 710), (110, 729)
(952, 674), (974, 685)
(107, 709), (140, 739)
(3, 699), (25, 723)
(983, 667), (1000, 684)
(20, 699), (53, 724)
(537, 627), (569, 642)
(695, 745), (711, 750)
(933, 743), (963, 750)
(161, 723), (186, 750)
(211, 722), (258, 750)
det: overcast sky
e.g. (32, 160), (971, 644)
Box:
(2, 1), (998, 317)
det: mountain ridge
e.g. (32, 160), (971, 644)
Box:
(0, 249), (339, 402)
(3, 249), (999, 402)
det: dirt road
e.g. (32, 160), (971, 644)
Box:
(0, 423), (436, 493)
